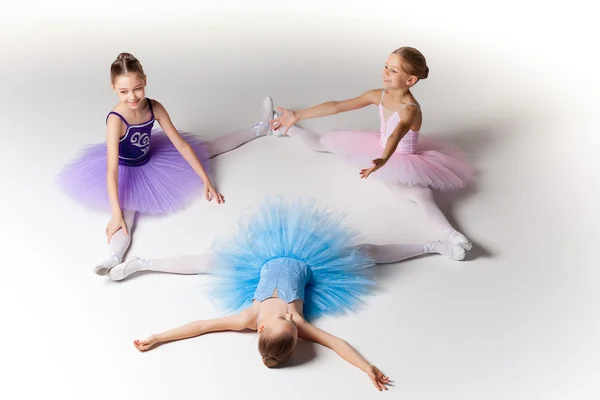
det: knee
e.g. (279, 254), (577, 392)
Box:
(406, 186), (434, 204)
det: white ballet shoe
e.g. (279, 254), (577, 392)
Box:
(444, 228), (473, 250)
(108, 257), (142, 281)
(94, 256), (119, 276)
(424, 240), (466, 261)
(253, 96), (274, 136)
(446, 242), (466, 261)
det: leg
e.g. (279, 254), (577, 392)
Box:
(206, 126), (265, 158)
(108, 253), (214, 281)
(206, 97), (274, 158)
(94, 209), (136, 275)
(357, 241), (465, 263)
(395, 184), (472, 250)
(285, 125), (331, 153)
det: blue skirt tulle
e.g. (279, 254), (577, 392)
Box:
(208, 195), (377, 321)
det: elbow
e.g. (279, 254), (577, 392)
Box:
(330, 101), (342, 114)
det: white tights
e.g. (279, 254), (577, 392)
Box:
(286, 125), (472, 249)
(107, 241), (465, 281)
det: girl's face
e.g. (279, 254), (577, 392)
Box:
(113, 73), (146, 109)
(382, 54), (418, 89)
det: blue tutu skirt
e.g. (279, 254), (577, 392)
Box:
(208, 195), (377, 321)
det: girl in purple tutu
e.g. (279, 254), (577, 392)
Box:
(270, 46), (475, 251)
(56, 53), (276, 275)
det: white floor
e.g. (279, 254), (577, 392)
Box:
(1, 2), (598, 399)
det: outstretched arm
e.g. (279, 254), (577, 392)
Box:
(297, 320), (390, 391)
(271, 89), (380, 135)
(296, 89), (380, 121)
(134, 307), (255, 352)
(152, 100), (224, 203)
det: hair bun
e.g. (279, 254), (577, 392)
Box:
(262, 355), (280, 368)
(421, 66), (429, 80)
(117, 52), (136, 61)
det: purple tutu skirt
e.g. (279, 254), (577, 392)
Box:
(55, 130), (210, 215)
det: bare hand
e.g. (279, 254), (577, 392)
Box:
(359, 158), (386, 179)
(366, 365), (391, 391)
(270, 106), (298, 136)
(106, 215), (128, 242)
(204, 185), (225, 204)
(133, 336), (158, 352)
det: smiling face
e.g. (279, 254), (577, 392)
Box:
(113, 73), (146, 109)
(382, 53), (419, 89)
(384, 46), (429, 89)
(110, 53), (147, 109)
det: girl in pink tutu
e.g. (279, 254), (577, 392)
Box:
(56, 53), (277, 275)
(270, 47), (474, 251)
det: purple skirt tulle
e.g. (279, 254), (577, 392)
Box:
(55, 130), (210, 215)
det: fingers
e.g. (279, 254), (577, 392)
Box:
(211, 189), (224, 204)
(372, 376), (389, 391)
(133, 339), (152, 351)
(370, 375), (388, 391)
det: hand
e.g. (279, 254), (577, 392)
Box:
(204, 185), (225, 204)
(359, 158), (386, 179)
(133, 335), (159, 352)
(270, 106), (298, 136)
(366, 365), (391, 391)
(106, 215), (128, 242)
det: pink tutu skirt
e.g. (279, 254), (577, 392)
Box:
(320, 130), (474, 191)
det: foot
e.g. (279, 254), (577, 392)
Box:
(424, 240), (466, 261)
(253, 96), (274, 136)
(444, 228), (472, 250)
(108, 257), (148, 281)
(94, 256), (120, 276)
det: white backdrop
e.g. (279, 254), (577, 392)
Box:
(0, 1), (597, 399)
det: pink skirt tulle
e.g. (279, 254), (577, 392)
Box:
(320, 130), (474, 191)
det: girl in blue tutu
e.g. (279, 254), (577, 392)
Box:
(122, 196), (464, 391)
(56, 53), (277, 275)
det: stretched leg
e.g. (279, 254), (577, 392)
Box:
(206, 97), (274, 158)
(206, 127), (265, 158)
(357, 241), (465, 263)
(392, 184), (472, 250)
(108, 253), (214, 281)
(284, 125), (331, 153)
(94, 209), (136, 275)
